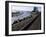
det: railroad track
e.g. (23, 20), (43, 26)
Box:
(12, 12), (41, 31)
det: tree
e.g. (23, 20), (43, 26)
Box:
(32, 7), (38, 12)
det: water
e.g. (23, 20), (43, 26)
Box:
(11, 11), (31, 24)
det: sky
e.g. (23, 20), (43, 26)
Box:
(11, 5), (41, 12)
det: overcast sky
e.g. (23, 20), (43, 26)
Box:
(11, 5), (41, 12)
